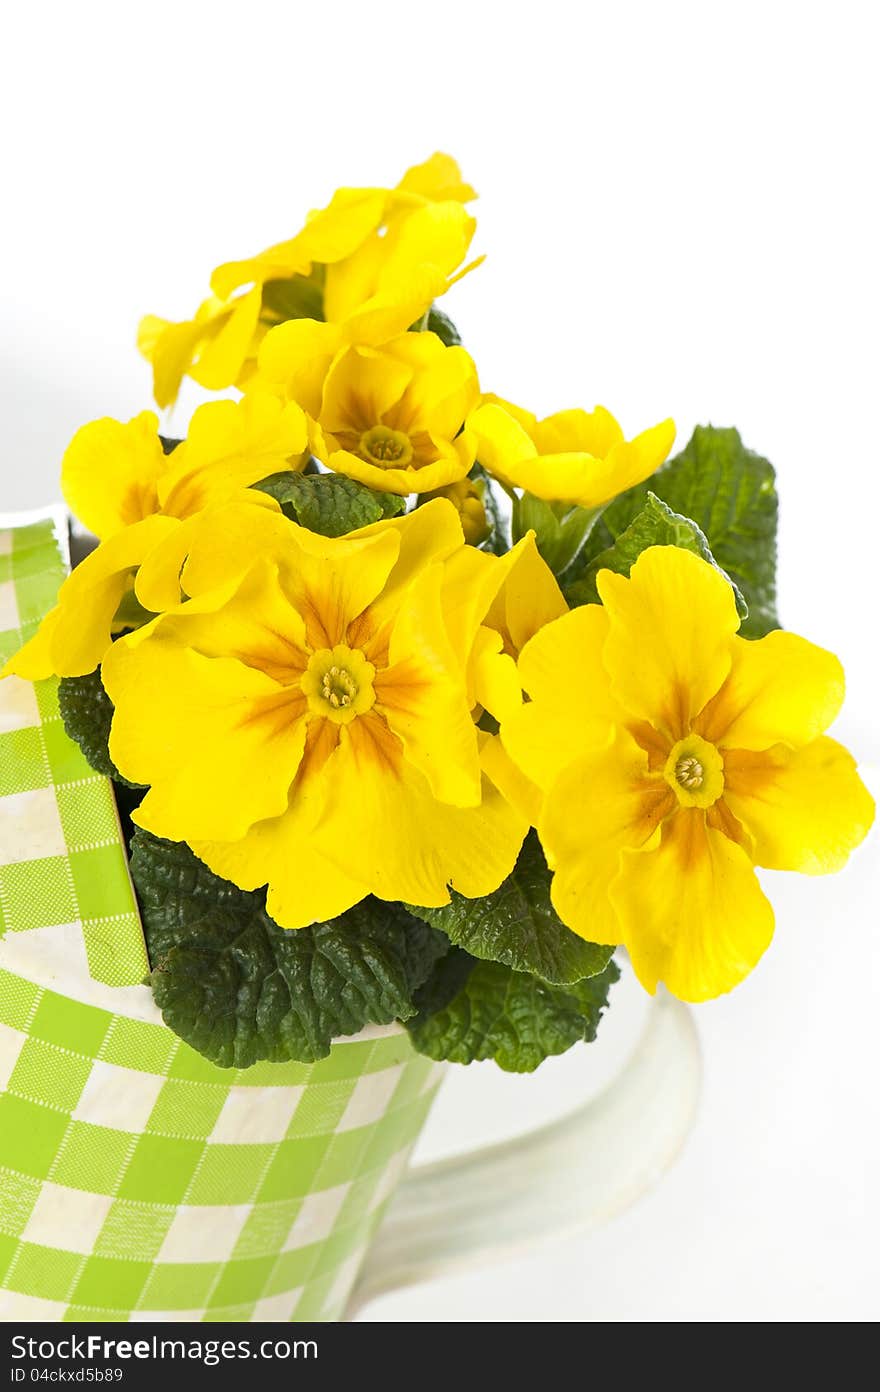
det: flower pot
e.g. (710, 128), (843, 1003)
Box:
(0, 509), (702, 1323)
(0, 957), (703, 1324)
(0, 970), (444, 1322)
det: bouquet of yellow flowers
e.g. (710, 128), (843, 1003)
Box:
(4, 153), (874, 1071)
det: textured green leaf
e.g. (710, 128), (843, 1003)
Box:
(410, 945), (477, 1017)
(406, 831), (613, 985)
(566, 492), (748, 617)
(129, 831), (448, 1068)
(254, 471), (405, 537)
(511, 493), (603, 575)
(580, 425), (778, 636)
(58, 670), (143, 788)
(407, 955), (620, 1072)
(260, 268), (325, 324)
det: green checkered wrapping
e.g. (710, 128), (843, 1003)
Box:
(0, 512), (445, 1321)
(0, 979), (442, 1322)
(0, 511), (148, 986)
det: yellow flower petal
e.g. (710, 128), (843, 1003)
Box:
(6, 516), (178, 679)
(598, 546), (739, 741)
(191, 722), (371, 928)
(480, 732), (543, 827)
(148, 559), (310, 680)
(298, 187), (389, 263)
(471, 625), (522, 724)
(256, 319), (344, 417)
(376, 201), (477, 291)
(327, 448), (469, 496)
(517, 601), (618, 720)
(438, 536), (535, 681)
(482, 532), (568, 654)
(138, 315), (208, 412)
(470, 402), (674, 506)
(353, 499), (464, 627)
(158, 393), (308, 518)
(723, 737), (875, 873)
(612, 809), (775, 1001)
(325, 200), (476, 330)
(396, 152), (476, 204)
(479, 393), (538, 433)
(104, 633), (306, 843)
(321, 344), (415, 434)
(531, 411), (675, 506)
(384, 335), (481, 442)
(376, 563), (482, 807)
(468, 402), (537, 491)
(695, 630), (845, 751)
(61, 413), (167, 540)
(211, 188), (388, 301)
(133, 495), (285, 613)
(198, 821), (371, 929)
(1, 607), (61, 681)
(188, 286), (262, 391)
(311, 717), (525, 907)
(278, 528), (402, 651)
(500, 603), (623, 794)
(136, 313), (168, 358)
(540, 730), (672, 944)
(337, 263), (450, 346)
(531, 407), (624, 457)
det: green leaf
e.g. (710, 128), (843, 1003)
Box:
(57, 670), (143, 788)
(407, 955), (620, 1072)
(406, 831), (614, 985)
(159, 435), (182, 456)
(566, 492), (748, 617)
(260, 268), (325, 324)
(425, 306), (462, 347)
(253, 471), (405, 537)
(129, 831), (448, 1068)
(410, 945), (477, 1017)
(512, 493), (603, 576)
(580, 426), (778, 636)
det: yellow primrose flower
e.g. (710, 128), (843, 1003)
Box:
(2, 515), (181, 681)
(2, 396), (304, 681)
(261, 330), (480, 495)
(500, 546), (874, 1002)
(101, 501), (528, 928)
(60, 395), (306, 541)
(468, 398), (676, 508)
(138, 285), (263, 412)
(210, 153), (475, 302)
(140, 154), (478, 408)
(421, 477), (490, 545)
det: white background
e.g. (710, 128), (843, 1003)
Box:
(2, 0), (878, 1322)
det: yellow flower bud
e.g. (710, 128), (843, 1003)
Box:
(423, 477), (490, 544)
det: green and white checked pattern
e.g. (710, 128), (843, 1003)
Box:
(0, 979), (442, 1322)
(0, 510), (445, 1321)
(0, 511), (148, 988)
